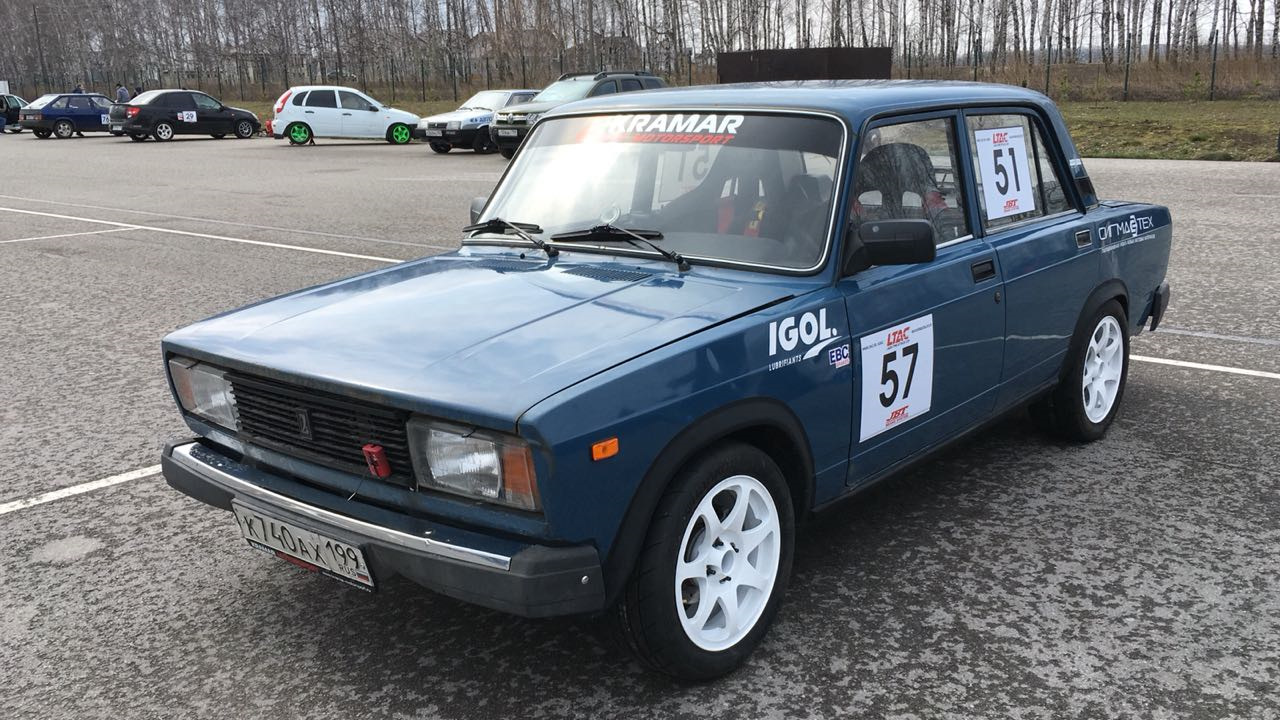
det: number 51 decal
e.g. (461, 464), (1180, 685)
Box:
(859, 315), (935, 441)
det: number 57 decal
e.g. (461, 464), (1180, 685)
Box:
(859, 315), (935, 442)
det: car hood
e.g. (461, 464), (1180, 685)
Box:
(496, 100), (563, 117)
(163, 249), (796, 431)
(422, 108), (493, 124)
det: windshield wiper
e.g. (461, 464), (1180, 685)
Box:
(462, 217), (558, 257)
(550, 225), (689, 272)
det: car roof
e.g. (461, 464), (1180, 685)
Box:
(547, 80), (1059, 125)
(287, 85), (365, 93)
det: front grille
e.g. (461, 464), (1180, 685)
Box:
(427, 121), (447, 130)
(227, 372), (415, 487)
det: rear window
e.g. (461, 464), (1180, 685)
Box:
(27, 94), (59, 109)
(131, 90), (164, 105)
(305, 90), (337, 108)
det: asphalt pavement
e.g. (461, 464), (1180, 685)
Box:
(0, 131), (1277, 720)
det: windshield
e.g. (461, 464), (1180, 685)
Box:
(132, 90), (165, 105)
(476, 113), (844, 270)
(460, 91), (508, 111)
(531, 79), (594, 104)
(27, 94), (59, 109)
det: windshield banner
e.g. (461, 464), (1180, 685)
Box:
(579, 113), (746, 145)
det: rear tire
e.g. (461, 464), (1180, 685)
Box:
(234, 120), (255, 139)
(1030, 299), (1130, 442)
(53, 119), (75, 139)
(609, 442), (794, 680)
(286, 122), (311, 145)
(152, 121), (175, 141)
(387, 123), (412, 145)
(499, 147), (515, 160)
(429, 141), (451, 154)
(5, 126), (22, 134)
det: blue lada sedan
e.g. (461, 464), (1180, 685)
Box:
(161, 81), (1172, 680)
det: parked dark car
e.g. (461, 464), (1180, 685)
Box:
(489, 70), (666, 158)
(19, 93), (115, 138)
(3, 93), (28, 133)
(109, 89), (260, 142)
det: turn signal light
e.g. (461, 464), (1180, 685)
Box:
(591, 437), (619, 461)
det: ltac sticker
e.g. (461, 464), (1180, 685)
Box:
(828, 343), (851, 368)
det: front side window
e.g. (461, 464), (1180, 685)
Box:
(620, 79), (642, 92)
(305, 90), (337, 108)
(967, 113), (1073, 229)
(89, 96), (113, 109)
(339, 91), (373, 110)
(66, 95), (92, 109)
(476, 113), (844, 271)
(589, 81), (618, 97)
(852, 117), (970, 244)
(193, 93), (221, 111)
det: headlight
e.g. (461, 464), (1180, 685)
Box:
(495, 113), (508, 122)
(525, 113), (541, 124)
(446, 121), (460, 130)
(168, 357), (237, 430)
(407, 418), (539, 511)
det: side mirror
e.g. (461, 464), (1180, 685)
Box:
(368, 106), (379, 112)
(469, 196), (487, 225)
(854, 219), (936, 269)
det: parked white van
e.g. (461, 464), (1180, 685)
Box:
(269, 86), (420, 145)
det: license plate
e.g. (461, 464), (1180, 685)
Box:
(497, 129), (517, 137)
(111, 124), (122, 131)
(232, 502), (374, 590)
(424, 129), (442, 137)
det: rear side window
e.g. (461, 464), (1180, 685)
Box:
(620, 79), (642, 92)
(641, 78), (664, 89)
(305, 90), (337, 108)
(966, 113), (1074, 229)
(291, 91), (308, 106)
(162, 93), (195, 110)
(852, 117), (970, 244)
(588, 81), (618, 97)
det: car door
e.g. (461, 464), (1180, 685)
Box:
(88, 96), (113, 130)
(301, 89), (341, 136)
(192, 92), (231, 134)
(338, 90), (378, 137)
(164, 92), (198, 133)
(65, 94), (96, 129)
(960, 109), (1092, 411)
(838, 112), (1006, 486)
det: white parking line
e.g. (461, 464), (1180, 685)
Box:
(0, 193), (457, 251)
(0, 465), (161, 516)
(1, 354), (1275, 517)
(0, 227), (137, 244)
(0, 206), (402, 264)
(1131, 355), (1280, 380)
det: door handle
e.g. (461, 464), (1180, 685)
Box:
(1075, 229), (1092, 248)
(342, 112), (352, 116)
(304, 110), (314, 114)
(971, 259), (996, 283)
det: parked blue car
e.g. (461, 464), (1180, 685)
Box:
(161, 81), (1172, 679)
(19, 92), (116, 138)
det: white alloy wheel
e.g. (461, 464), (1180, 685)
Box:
(1082, 315), (1124, 423)
(675, 474), (781, 652)
(154, 122), (174, 140)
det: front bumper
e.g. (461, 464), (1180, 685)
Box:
(162, 439), (605, 617)
(491, 125), (528, 150)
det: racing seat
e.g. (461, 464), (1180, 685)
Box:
(852, 142), (947, 220)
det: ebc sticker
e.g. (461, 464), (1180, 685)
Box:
(859, 315), (934, 441)
(973, 126), (1036, 220)
(766, 309), (843, 372)
(580, 113), (746, 145)
(178, 111), (197, 123)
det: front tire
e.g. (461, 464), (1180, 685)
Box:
(499, 147), (515, 160)
(210, 133), (226, 139)
(129, 132), (148, 142)
(53, 119), (75, 139)
(286, 122), (311, 145)
(234, 120), (255, 139)
(429, 141), (451, 154)
(610, 442), (794, 680)
(152, 121), (175, 141)
(387, 123), (412, 145)
(1031, 300), (1130, 442)
(472, 127), (496, 153)
(33, 128), (51, 139)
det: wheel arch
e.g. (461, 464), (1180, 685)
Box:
(601, 397), (815, 606)
(1058, 278), (1129, 383)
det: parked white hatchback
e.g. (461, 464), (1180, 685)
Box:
(269, 86), (420, 145)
